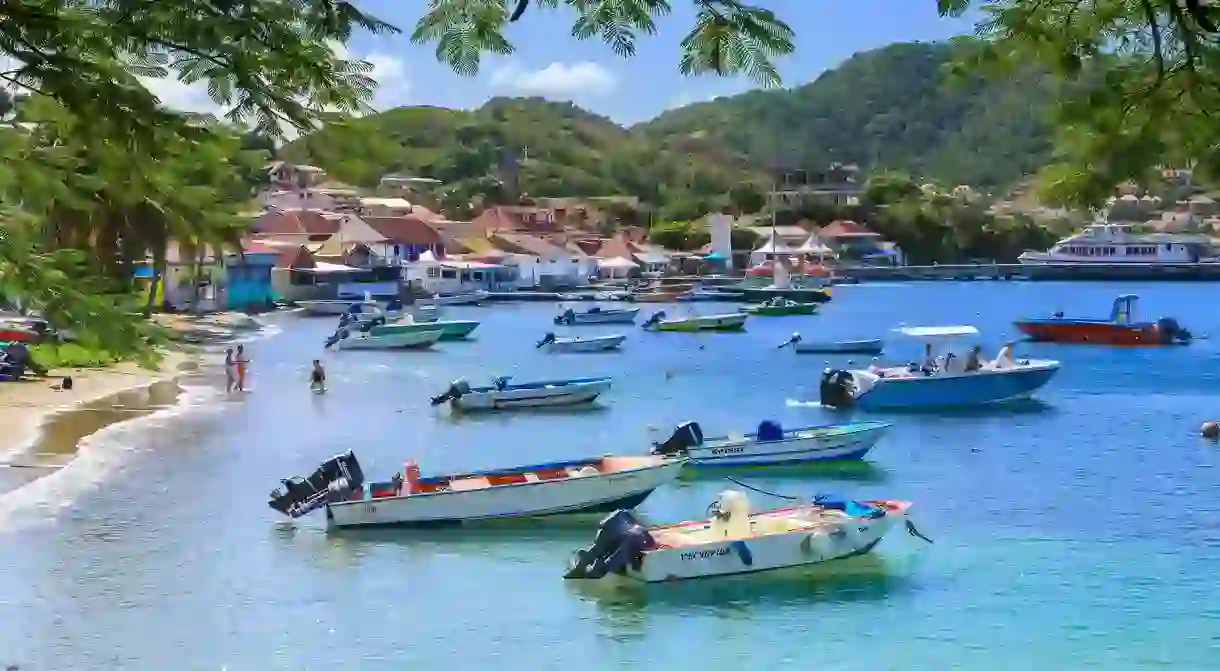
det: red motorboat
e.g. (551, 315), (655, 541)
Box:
(0, 321), (38, 343)
(1014, 294), (1191, 346)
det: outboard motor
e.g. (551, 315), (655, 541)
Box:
(652, 421), (704, 456)
(323, 328), (349, 349)
(268, 450), (365, 518)
(564, 509), (657, 579)
(430, 378), (472, 406)
(642, 311), (666, 329)
(819, 369), (856, 408)
(338, 312), (354, 329)
(536, 332), (557, 348)
(1157, 317), (1192, 344)
(554, 308), (576, 325)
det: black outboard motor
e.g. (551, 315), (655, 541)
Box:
(1157, 317), (1192, 344)
(268, 450), (365, 518)
(338, 312), (354, 329)
(324, 328), (350, 349)
(642, 311), (666, 329)
(554, 308), (576, 325)
(536, 332), (557, 348)
(652, 421), (704, 456)
(430, 378), (472, 406)
(819, 369), (856, 408)
(565, 509), (658, 579)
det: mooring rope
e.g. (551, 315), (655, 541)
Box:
(722, 475), (801, 500)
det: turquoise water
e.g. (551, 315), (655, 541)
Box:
(2, 282), (1220, 670)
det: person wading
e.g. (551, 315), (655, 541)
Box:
(224, 347), (235, 393)
(235, 345), (249, 392)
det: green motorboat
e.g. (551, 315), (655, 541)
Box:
(370, 319), (480, 340)
(740, 298), (819, 316)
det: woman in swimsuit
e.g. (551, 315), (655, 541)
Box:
(235, 345), (249, 392)
(224, 348), (235, 393)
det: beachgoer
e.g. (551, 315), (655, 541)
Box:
(995, 342), (1015, 368)
(224, 347), (235, 393)
(310, 359), (326, 393)
(235, 345), (248, 392)
(965, 345), (983, 372)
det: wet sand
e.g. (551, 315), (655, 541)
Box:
(0, 351), (192, 496)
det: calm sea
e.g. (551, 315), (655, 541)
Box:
(1, 282), (1219, 670)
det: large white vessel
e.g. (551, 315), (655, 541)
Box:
(1018, 223), (1219, 264)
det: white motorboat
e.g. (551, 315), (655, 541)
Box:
(640, 310), (747, 332)
(267, 451), (684, 528)
(819, 325), (1060, 410)
(780, 333), (884, 354)
(338, 300), (406, 324)
(327, 327), (442, 351)
(1018, 222), (1220, 264)
(554, 306), (640, 325)
(535, 332), (626, 353)
(298, 299), (364, 316)
(564, 490), (915, 583)
(429, 290), (490, 305)
(650, 420), (889, 467)
(430, 376), (612, 411)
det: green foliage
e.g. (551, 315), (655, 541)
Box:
(412, 0), (794, 87)
(278, 97), (759, 216)
(636, 41), (1059, 188)
(29, 343), (123, 370)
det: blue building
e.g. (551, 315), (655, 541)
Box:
(222, 242), (279, 311)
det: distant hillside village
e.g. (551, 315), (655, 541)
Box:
(159, 161), (910, 312)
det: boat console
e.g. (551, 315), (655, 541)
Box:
(564, 509), (658, 579)
(268, 451), (365, 518)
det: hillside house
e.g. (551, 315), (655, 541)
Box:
(490, 233), (589, 288)
(254, 210), (341, 243)
(364, 216), (447, 262)
(473, 205), (564, 234)
(260, 188), (339, 212)
(267, 162), (327, 189)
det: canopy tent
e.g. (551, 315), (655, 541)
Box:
(749, 231), (795, 264)
(795, 234), (836, 257)
(633, 249), (671, 266)
(598, 256), (639, 269)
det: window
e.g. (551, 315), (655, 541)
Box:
(441, 269), (457, 279)
(427, 266), (440, 278)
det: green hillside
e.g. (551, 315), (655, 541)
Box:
(634, 41), (1057, 188)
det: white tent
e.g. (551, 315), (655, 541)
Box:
(795, 233), (837, 258)
(598, 255), (638, 278)
(750, 231), (795, 265)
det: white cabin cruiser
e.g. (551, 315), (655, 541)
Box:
(1018, 222), (1220, 264)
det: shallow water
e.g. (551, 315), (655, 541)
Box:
(2, 283), (1219, 670)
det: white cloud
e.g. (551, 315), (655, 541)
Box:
(489, 61), (618, 97)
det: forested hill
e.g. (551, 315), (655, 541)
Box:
(633, 41), (1058, 188)
(279, 41), (1060, 215)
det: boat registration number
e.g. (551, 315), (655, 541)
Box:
(710, 446), (744, 455)
(680, 547), (731, 561)
(364, 505), (377, 514)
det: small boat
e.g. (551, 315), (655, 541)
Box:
(370, 316), (480, 341)
(536, 332), (626, 353)
(325, 326), (443, 350)
(1014, 294), (1192, 345)
(641, 310), (747, 332)
(741, 298), (818, 316)
(819, 325), (1060, 410)
(268, 451), (685, 528)
(555, 306), (640, 325)
(429, 290), (491, 306)
(0, 320), (39, 343)
(564, 490), (914, 582)
(780, 333), (884, 355)
(338, 299), (407, 324)
(430, 376), (613, 411)
(629, 291), (690, 303)
(650, 420), (889, 467)
(298, 299), (362, 316)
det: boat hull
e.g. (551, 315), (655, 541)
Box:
(566, 309), (640, 324)
(854, 362), (1059, 409)
(542, 335), (626, 353)
(452, 378), (613, 411)
(685, 421), (889, 467)
(299, 300), (359, 316)
(623, 504), (904, 583)
(1014, 320), (1172, 345)
(649, 313), (747, 332)
(432, 290), (490, 305)
(325, 459), (684, 528)
(746, 304), (818, 316)
(795, 339), (884, 354)
(336, 329), (443, 350)
(372, 320), (479, 340)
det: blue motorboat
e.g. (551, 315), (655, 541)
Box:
(818, 325), (1060, 410)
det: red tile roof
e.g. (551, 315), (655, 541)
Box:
(240, 240), (281, 255)
(819, 220), (879, 238)
(596, 234), (636, 259)
(490, 233), (568, 257)
(364, 216), (445, 245)
(255, 210), (340, 237)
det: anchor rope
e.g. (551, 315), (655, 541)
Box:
(721, 476), (801, 500)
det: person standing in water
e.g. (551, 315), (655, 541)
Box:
(235, 345), (249, 392)
(224, 347), (235, 393)
(309, 359), (326, 393)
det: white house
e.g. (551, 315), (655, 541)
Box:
(260, 188), (339, 212)
(490, 233), (588, 288)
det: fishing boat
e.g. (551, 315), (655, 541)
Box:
(819, 325), (1060, 410)
(430, 376), (613, 411)
(630, 290), (691, 303)
(1014, 294), (1192, 345)
(564, 490), (919, 583)
(326, 327), (443, 351)
(298, 299), (366, 316)
(338, 299), (407, 324)
(370, 316), (480, 341)
(268, 451), (685, 528)
(741, 298), (818, 316)
(650, 420), (889, 467)
(536, 332), (626, 353)
(641, 311), (747, 332)
(554, 306), (640, 325)
(780, 333), (884, 354)
(677, 288), (743, 302)
(429, 289), (490, 306)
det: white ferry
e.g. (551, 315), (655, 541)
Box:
(1018, 223), (1219, 264)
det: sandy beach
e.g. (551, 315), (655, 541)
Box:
(0, 349), (195, 460)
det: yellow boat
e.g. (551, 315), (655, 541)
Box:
(641, 311), (748, 332)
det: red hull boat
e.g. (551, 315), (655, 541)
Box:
(1013, 294), (1191, 346)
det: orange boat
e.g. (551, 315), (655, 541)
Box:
(1014, 294), (1191, 346)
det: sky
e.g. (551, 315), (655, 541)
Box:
(145, 0), (981, 126)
